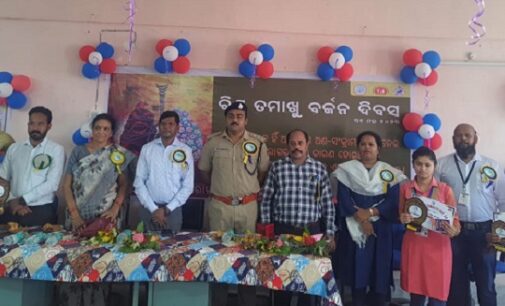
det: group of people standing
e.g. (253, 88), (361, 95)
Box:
(0, 103), (503, 306)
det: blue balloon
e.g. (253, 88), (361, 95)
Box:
(258, 44), (275, 61)
(154, 57), (173, 73)
(0, 71), (12, 83)
(239, 60), (255, 78)
(423, 113), (442, 131)
(173, 39), (191, 56)
(400, 66), (417, 84)
(403, 132), (424, 150)
(336, 46), (353, 62)
(72, 129), (89, 145)
(423, 51), (441, 69)
(82, 63), (100, 79)
(317, 63), (334, 81)
(7, 91), (27, 109)
(96, 42), (115, 59)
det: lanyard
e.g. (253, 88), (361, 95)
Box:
(412, 186), (435, 198)
(454, 155), (476, 186)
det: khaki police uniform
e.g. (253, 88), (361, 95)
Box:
(198, 130), (270, 233)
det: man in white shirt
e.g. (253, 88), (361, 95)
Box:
(134, 110), (194, 232)
(437, 123), (505, 306)
(0, 106), (65, 226)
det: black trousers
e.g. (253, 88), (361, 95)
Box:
(0, 202), (57, 226)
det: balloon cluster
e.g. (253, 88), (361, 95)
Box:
(402, 112), (442, 150)
(154, 38), (191, 74)
(0, 72), (31, 109)
(316, 45), (354, 81)
(400, 49), (440, 86)
(71, 120), (93, 145)
(79, 42), (117, 79)
(238, 43), (275, 79)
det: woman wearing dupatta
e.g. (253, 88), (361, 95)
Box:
(332, 131), (406, 306)
(64, 113), (134, 232)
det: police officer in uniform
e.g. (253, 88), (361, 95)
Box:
(198, 101), (270, 306)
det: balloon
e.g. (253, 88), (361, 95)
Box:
(402, 112), (423, 131)
(88, 51), (103, 65)
(403, 132), (424, 150)
(239, 44), (256, 60)
(162, 46), (179, 61)
(96, 42), (114, 58)
(257, 61), (274, 79)
(72, 129), (89, 145)
(239, 60), (255, 78)
(317, 63), (334, 81)
(335, 63), (354, 81)
(258, 44), (274, 61)
(317, 46), (334, 63)
(328, 52), (345, 69)
(80, 122), (93, 138)
(418, 70), (438, 86)
(403, 49), (423, 66)
(154, 57), (173, 73)
(248, 51), (264, 65)
(415, 63), (432, 79)
(0, 98), (6, 106)
(79, 45), (95, 62)
(423, 113), (441, 131)
(423, 50), (441, 69)
(400, 66), (417, 84)
(0, 83), (13, 98)
(81, 63), (101, 79)
(336, 45), (353, 62)
(174, 38), (191, 56)
(173, 56), (191, 74)
(418, 124), (436, 139)
(0, 71), (13, 83)
(100, 59), (117, 74)
(11, 75), (31, 92)
(7, 91), (27, 109)
(424, 133), (442, 150)
(155, 39), (172, 55)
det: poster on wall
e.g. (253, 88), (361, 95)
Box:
(108, 73), (411, 197)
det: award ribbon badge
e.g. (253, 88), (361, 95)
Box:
(32, 153), (52, 171)
(172, 149), (188, 170)
(110, 149), (126, 174)
(481, 165), (497, 188)
(379, 169), (394, 193)
(242, 141), (258, 164)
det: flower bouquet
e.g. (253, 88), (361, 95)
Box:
(87, 227), (118, 246)
(118, 222), (160, 253)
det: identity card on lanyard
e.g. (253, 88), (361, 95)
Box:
(454, 155), (476, 206)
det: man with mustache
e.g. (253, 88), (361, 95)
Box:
(260, 129), (336, 306)
(0, 106), (64, 226)
(437, 123), (505, 306)
(198, 101), (270, 306)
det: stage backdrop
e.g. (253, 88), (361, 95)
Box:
(108, 74), (411, 198)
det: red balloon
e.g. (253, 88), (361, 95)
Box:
(79, 45), (95, 62)
(239, 44), (256, 60)
(424, 133), (442, 150)
(155, 39), (173, 56)
(317, 46), (334, 63)
(403, 49), (423, 67)
(335, 63), (354, 81)
(173, 56), (191, 73)
(100, 59), (117, 74)
(256, 61), (274, 79)
(0, 98), (6, 106)
(418, 70), (438, 86)
(11, 75), (31, 92)
(402, 112), (423, 131)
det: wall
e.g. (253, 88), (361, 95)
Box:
(1, 0), (505, 162)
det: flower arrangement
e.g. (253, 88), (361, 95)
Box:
(118, 222), (160, 253)
(87, 228), (117, 246)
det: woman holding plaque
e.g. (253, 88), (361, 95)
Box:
(399, 146), (460, 306)
(332, 131), (406, 306)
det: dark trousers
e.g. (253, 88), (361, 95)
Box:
(211, 283), (256, 306)
(447, 221), (496, 306)
(0, 202), (57, 226)
(273, 221), (322, 306)
(352, 288), (386, 306)
(410, 293), (446, 306)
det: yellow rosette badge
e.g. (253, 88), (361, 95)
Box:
(172, 149), (188, 170)
(110, 149), (126, 174)
(379, 169), (394, 193)
(242, 141), (258, 164)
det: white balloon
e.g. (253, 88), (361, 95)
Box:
(88, 51), (103, 65)
(162, 46), (179, 62)
(0, 83), (13, 98)
(328, 52), (345, 69)
(248, 51), (264, 65)
(418, 124), (435, 139)
(415, 63), (432, 79)
(80, 121), (92, 138)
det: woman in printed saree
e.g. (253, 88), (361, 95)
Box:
(332, 131), (407, 306)
(63, 113), (134, 232)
